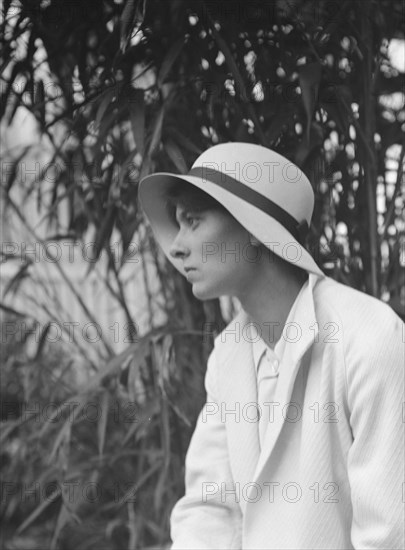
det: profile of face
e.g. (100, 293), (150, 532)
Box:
(169, 204), (262, 301)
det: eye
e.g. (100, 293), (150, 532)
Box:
(185, 214), (199, 227)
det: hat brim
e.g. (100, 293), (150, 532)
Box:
(138, 172), (325, 279)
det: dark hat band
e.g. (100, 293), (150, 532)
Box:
(188, 166), (309, 245)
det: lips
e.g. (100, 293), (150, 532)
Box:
(184, 267), (198, 280)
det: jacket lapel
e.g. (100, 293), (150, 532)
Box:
(214, 275), (321, 495)
(216, 309), (261, 497)
(251, 274), (320, 482)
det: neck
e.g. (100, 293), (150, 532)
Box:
(237, 258), (308, 349)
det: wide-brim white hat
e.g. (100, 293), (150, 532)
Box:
(138, 142), (324, 278)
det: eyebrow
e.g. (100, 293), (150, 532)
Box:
(174, 206), (199, 225)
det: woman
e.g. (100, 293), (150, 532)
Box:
(138, 143), (404, 549)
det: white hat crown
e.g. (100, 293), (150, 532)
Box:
(191, 143), (314, 226)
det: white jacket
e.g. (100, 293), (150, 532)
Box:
(170, 275), (405, 549)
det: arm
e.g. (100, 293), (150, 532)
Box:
(170, 347), (243, 549)
(346, 311), (405, 549)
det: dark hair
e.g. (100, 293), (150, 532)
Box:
(165, 180), (230, 226)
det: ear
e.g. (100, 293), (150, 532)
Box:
(249, 234), (261, 247)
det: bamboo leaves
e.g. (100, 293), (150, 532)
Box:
(129, 88), (145, 156)
(298, 61), (322, 142)
(120, 0), (147, 53)
(97, 390), (110, 458)
(2, 1), (405, 548)
(157, 37), (186, 88)
(164, 139), (188, 173)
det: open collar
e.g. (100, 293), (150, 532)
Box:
(214, 273), (321, 485)
(250, 276), (312, 372)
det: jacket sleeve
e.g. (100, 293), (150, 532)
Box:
(170, 347), (243, 549)
(346, 309), (405, 549)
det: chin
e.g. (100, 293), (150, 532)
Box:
(191, 283), (220, 301)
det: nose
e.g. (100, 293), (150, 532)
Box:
(169, 230), (190, 259)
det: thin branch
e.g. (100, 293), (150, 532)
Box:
(105, 246), (138, 338)
(17, 284), (100, 370)
(381, 142), (405, 241)
(4, 194), (115, 357)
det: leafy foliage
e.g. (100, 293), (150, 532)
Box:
(1, 313), (209, 549)
(1, 0), (404, 548)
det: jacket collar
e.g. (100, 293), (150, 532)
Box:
(218, 273), (319, 364)
(252, 273), (319, 479)
(250, 277), (310, 371)
(215, 274), (320, 482)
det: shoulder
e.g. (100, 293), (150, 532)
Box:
(313, 276), (404, 365)
(314, 276), (402, 334)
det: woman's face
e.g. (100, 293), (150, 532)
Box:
(169, 204), (262, 300)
